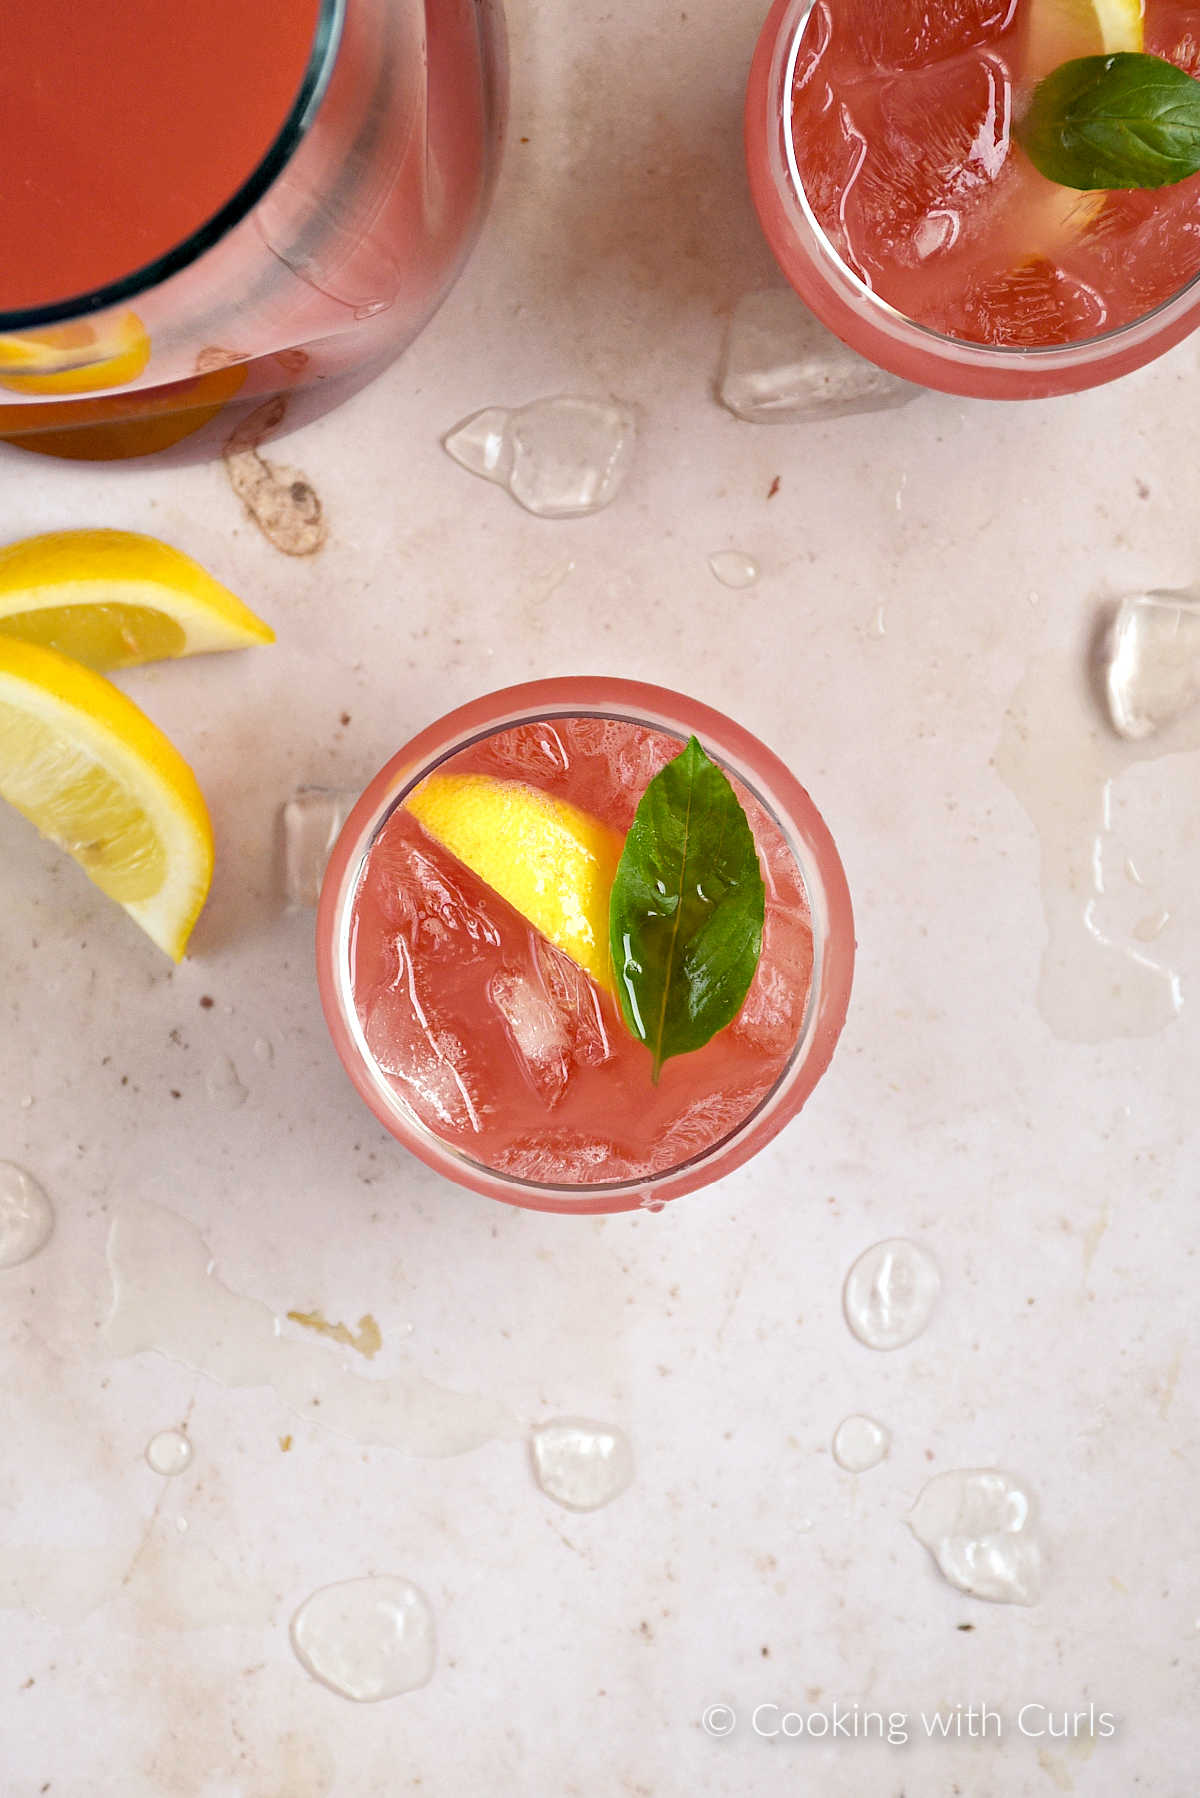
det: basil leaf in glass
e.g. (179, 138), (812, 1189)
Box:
(1018, 52), (1200, 189)
(608, 736), (765, 1079)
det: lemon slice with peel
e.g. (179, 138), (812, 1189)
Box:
(0, 530), (274, 671)
(1018, 0), (1143, 246)
(1025, 0), (1142, 85)
(405, 773), (623, 992)
(0, 638), (213, 959)
(0, 313), (150, 396)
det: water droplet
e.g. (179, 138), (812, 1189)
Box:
(253, 1036), (275, 1064)
(1104, 590), (1200, 740)
(707, 551), (759, 590)
(443, 396), (636, 518)
(530, 1418), (634, 1512)
(843, 1239), (940, 1350)
(145, 1429), (192, 1476)
(638, 1194), (666, 1213)
(290, 1576), (435, 1701)
(204, 1055), (248, 1110)
(908, 1469), (1042, 1605)
(0, 1163), (54, 1269)
(282, 786), (359, 908)
(106, 1201), (516, 1456)
(832, 1414), (890, 1472)
(719, 290), (920, 423)
(353, 299), (392, 320)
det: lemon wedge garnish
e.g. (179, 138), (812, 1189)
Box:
(0, 638), (213, 959)
(0, 313), (151, 396)
(405, 773), (623, 992)
(0, 530), (274, 670)
(1025, 0), (1142, 85)
(1018, 0), (1143, 245)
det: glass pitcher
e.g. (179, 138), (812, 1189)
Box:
(0, 0), (506, 461)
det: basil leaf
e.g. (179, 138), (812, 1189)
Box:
(608, 736), (765, 1080)
(1018, 53), (1200, 190)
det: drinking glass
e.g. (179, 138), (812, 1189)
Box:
(316, 678), (855, 1214)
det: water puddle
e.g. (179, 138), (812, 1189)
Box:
(106, 1200), (518, 1456)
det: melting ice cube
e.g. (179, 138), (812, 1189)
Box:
(282, 787), (358, 907)
(290, 1576), (435, 1701)
(908, 1469), (1042, 1605)
(443, 396), (636, 518)
(719, 290), (920, 423)
(832, 1414), (890, 1472)
(530, 1418), (634, 1512)
(1103, 590), (1200, 740)
(843, 1238), (940, 1349)
(0, 1163), (54, 1269)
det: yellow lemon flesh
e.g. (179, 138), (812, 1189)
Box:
(1017, 0), (1143, 247)
(0, 313), (151, 395)
(405, 773), (623, 993)
(1025, 0), (1142, 83)
(0, 530), (273, 671)
(0, 638), (213, 960)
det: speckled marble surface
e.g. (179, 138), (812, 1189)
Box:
(3, 1), (1200, 1793)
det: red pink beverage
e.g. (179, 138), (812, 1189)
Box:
(317, 681), (855, 1214)
(747, 0), (1200, 395)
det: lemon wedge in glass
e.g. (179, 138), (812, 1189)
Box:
(405, 773), (623, 992)
(1025, 0), (1142, 86)
(0, 638), (213, 959)
(1018, 0), (1143, 246)
(0, 529), (273, 670)
(0, 313), (151, 395)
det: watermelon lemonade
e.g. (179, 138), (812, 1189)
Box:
(316, 682), (854, 1214)
(746, 0), (1200, 395)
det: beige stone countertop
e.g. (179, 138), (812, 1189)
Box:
(2, 0), (1198, 1792)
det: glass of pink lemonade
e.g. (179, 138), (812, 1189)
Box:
(746, 0), (1200, 396)
(0, 0), (504, 458)
(316, 680), (854, 1213)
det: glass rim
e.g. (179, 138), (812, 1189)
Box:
(316, 678), (855, 1214)
(777, 0), (1200, 361)
(0, 0), (345, 335)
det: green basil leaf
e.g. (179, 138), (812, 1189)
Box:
(1018, 52), (1200, 189)
(608, 736), (765, 1080)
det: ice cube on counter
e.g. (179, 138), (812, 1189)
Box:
(719, 290), (921, 423)
(443, 396), (636, 517)
(282, 786), (358, 907)
(1103, 590), (1200, 740)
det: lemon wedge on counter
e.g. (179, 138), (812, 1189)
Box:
(405, 773), (623, 992)
(0, 638), (213, 959)
(0, 530), (274, 670)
